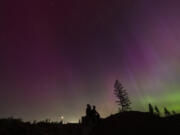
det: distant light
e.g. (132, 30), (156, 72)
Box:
(61, 116), (64, 120)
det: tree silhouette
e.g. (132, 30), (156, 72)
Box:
(148, 104), (154, 115)
(114, 80), (131, 112)
(164, 107), (171, 117)
(172, 110), (176, 115)
(154, 105), (160, 116)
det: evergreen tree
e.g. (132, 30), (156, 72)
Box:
(172, 110), (176, 115)
(148, 104), (154, 115)
(154, 105), (160, 116)
(114, 80), (131, 112)
(164, 107), (171, 117)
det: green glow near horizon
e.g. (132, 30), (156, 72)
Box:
(138, 91), (180, 112)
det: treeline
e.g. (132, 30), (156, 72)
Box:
(148, 104), (176, 117)
(0, 117), (80, 135)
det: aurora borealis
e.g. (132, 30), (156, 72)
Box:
(1, 0), (180, 122)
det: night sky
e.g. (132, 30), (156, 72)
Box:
(1, 0), (180, 122)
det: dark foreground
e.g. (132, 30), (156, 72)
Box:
(0, 111), (180, 135)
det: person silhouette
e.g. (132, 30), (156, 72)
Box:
(86, 104), (92, 117)
(92, 105), (100, 122)
(95, 106), (100, 116)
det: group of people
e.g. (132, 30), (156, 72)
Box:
(86, 104), (100, 123)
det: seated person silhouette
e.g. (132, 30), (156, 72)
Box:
(91, 105), (100, 122)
